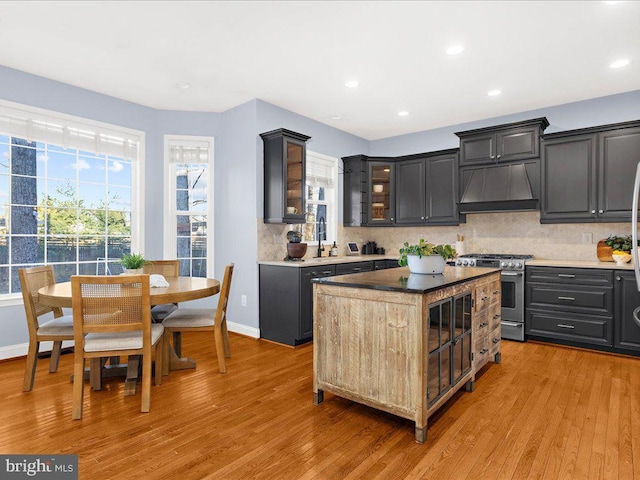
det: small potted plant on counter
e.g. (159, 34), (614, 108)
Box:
(599, 235), (638, 262)
(398, 239), (457, 274)
(120, 252), (148, 274)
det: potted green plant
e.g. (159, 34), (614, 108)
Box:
(120, 252), (148, 274)
(398, 239), (457, 274)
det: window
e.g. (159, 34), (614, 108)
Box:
(302, 152), (338, 245)
(0, 100), (143, 297)
(164, 136), (214, 278)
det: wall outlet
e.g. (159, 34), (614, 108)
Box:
(241, 295), (247, 307)
(582, 233), (593, 244)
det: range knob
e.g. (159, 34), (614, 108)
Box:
(515, 262), (522, 268)
(508, 262), (514, 268)
(455, 260), (462, 266)
(462, 260), (468, 266)
(501, 262), (507, 268)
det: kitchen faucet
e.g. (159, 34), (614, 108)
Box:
(316, 215), (326, 258)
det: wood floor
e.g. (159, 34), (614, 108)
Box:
(1, 334), (639, 479)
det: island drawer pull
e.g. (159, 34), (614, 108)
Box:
(479, 348), (489, 355)
(558, 296), (575, 301)
(558, 274), (576, 278)
(492, 338), (500, 344)
(557, 324), (575, 329)
(321, 270), (333, 275)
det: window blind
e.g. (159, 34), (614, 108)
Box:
(0, 102), (140, 160)
(168, 139), (211, 164)
(306, 155), (335, 188)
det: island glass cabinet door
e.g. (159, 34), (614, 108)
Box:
(427, 292), (473, 406)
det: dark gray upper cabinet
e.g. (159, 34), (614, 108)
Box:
(260, 128), (310, 224)
(342, 155), (367, 227)
(343, 150), (460, 227)
(456, 118), (549, 166)
(367, 160), (395, 225)
(396, 151), (459, 225)
(540, 121), (640, 223)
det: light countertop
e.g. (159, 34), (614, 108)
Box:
(527, 259), (635, 270)
(258, 255), (398, 268)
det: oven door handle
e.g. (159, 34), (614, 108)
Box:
(501, 321), (523, 327)
(500, 272), (523, 277)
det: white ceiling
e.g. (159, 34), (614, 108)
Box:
(0, 1), (638, 140)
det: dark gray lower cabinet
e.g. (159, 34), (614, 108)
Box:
(614, 271), (640, 353)
(259, 259), (398, 346)
(259, 264), (335, 346)
(525, 267), (613, 348)
(526, 266), (640, 356)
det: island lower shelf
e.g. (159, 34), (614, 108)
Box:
(312, 267), (501, 444)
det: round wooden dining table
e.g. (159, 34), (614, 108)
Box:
(38, 276), (220, 309)
(37, 276), (220, 395)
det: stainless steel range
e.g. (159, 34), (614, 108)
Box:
(454, 253), (533, 342)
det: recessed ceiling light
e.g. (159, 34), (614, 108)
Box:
(446, 45), (464, 56)
(398, 111), (409, 117)
(345, 80), (359, 88)
(487, 89), (502, 97)
(176, 82), (192, 90)
(610, 58), (630, 69)
(330, 115), (342, 120)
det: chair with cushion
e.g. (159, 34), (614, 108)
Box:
(162, 263), (234, 374)
(19, 266), (75, 392)
(143, 260), (180, 322)
(71, 274), (164, 419)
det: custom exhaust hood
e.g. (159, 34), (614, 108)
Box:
(458, 162), (540, 213)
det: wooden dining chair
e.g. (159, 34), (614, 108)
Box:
(71, 274), (164, 419)
(18, 266), (75, 392)
(143, 260), (180, 322)
(162, 263), (234, 374)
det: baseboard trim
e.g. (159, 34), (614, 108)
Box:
(227, 321), (259, 339)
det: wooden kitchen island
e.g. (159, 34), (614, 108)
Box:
(312, 265), (501, 443)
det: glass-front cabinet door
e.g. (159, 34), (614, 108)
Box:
(367, 161), (395, 225)
(260, 129), (310, 224)
(427, 292), (473, 407)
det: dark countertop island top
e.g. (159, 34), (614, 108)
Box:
(312, 265), (501, 294)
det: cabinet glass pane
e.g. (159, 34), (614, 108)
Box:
(427, 353), (439, 403)
(429, 305), (440, 353)
(454, 341), (462, 381)
(371, 164), (391, 221)
(454, 296), (463, 337)
(463, 295), (472, 332)
(441, 301), (450, 346)
(286, 141), (303, 214)
(441, 349), (451, 391)
(462, 337), (471, 373)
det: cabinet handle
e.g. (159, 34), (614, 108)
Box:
(479, 322), (488, 328)
(557, 324), (575, 329)
(558, 296), (575, 301)
(558, 274), (575, 278)
(617, 276), (622, 281)
(493, 314), (501, 320)
(490, 155), (495, 159)
(599, 210), (604, 214)
(421, 216), (425, 220)
(390, 217), (394, 221)
(493, 338), (500, 344)
(352, 268), (362, 272)
(493, 290), (499, 295)
(480, 348), (489, 355)
(591, 210), (596, 214)
(321, 270), (333, 275)
(496, 154), (501, 159)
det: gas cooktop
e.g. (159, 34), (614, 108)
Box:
(459, 253), (534, 260)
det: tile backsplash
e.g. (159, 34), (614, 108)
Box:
(258, 212), (632, 262)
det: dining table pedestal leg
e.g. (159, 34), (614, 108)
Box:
(124, 355), (141, 396)
(167, 344), (196, 371)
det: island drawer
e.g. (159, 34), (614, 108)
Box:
(526, 309), (612, 346)
(475, 280), (500, 313)
(335, 261), (374, 275)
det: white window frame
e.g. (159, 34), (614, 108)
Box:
(163, 135), (215, 277)
(304, 151), (338, 247)
(0, 99), (144, 306)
